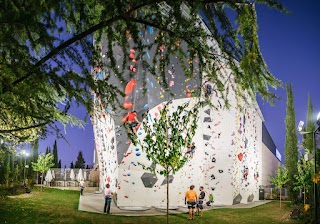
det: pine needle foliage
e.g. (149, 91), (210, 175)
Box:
(0, 0), (285, 143)
(284, 83), (298, 202)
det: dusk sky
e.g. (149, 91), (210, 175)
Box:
(37, 0), (320, 167)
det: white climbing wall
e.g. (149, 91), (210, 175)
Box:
(113, 92), (263, 207)
(92, 102), (118, 191)
(116, 98), (205, 207)
(92, 8), (269, 206)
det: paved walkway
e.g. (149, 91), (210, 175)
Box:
(78, 192), (272, 216)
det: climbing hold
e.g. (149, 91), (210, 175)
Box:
(238, 153), (243, 161)
(123, 101), (134, 109)
(125, 79), (137, 94)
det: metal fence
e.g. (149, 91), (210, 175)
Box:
(263, 187), (288, 200)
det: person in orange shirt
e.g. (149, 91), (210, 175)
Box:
(185, 185), (198, 220)
(122, 111), (141, 134)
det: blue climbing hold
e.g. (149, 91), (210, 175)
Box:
(145, 50), (151, 59)
(147, 25), (154, 34)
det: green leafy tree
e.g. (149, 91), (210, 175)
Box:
(294, 151), (313, 206)
(31, 139), (39, 163)
(52, 140), (59, 168)
(137, 100), (199, 224)
(284, 84), (298, 202)
(75, 151), (85, 169)
(9, 151), (15, 185)
(29, 139), (39, 183)
(300, 95), (316, 207)
(16, 155), (23, 184)
(4, 151), (11, 188)
(303, 95), (316, 154)
(270, 163), (289, 208)
(0, 1), (285, 144)
(31, 153), (54, 191)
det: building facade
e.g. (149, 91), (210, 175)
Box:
(92, 13), (280, 207)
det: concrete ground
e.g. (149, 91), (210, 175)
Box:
(78, 191), (272, 216)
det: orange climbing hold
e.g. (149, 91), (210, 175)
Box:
(124, 79), (136, 94)
(123, 101), (134, 109)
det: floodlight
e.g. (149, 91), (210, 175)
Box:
(317, 112), (320, 126)
(304, 153), (314, 161)
(297, 121), (304, 132)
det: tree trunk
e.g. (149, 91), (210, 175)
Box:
(165, 120), (170, 224)
(167, 168), (169, 224)
(40, 172), (44, 192)
(280, 188), (282, 208)
(303, 186), (306, 206)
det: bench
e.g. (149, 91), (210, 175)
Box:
(290, 207), (301, 219)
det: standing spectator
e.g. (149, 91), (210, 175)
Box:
(206, 193), (214, 206)
(196, 186), (205, 216)
(79, 179), (85, 196)
(185, 185), (198, 220)
(104, 183), (113, 214)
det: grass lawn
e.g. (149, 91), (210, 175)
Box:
(0, 188), (308, 224)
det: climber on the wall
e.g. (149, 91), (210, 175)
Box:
(186, 142), (196, 158)
(203, 81), (212, 98)
(122, 111), (141, 134)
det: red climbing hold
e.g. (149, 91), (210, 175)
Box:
(238, 153), (243, 161)
(124, 79), (137, 94)
(123, 101), (134, 109)
(121, 115), (128, 123)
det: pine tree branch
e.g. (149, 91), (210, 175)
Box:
(11, 16), (122, 86)
(10, 1), (163, 88)
(0, 122), (49, 133)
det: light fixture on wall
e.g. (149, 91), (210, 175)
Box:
(298, 111), (320, 224)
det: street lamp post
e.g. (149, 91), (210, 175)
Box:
(298, 112), (320, 224)
(21, 150), (29, 186)
(314, 129), (319, 224)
